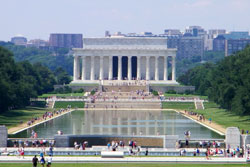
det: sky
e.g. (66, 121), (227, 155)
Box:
(1, 0), (250, 41)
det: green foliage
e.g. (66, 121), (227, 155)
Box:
(178, 62), (214, 95)
(0, 46), (56, 113)
(165, 90), (177, 94)
(152, 90), (159, 96)
(179, 46), (250, 115)
(54, 67), (72, 85)
(73, 88), (84, 93)
(0, 42), (73, 75)
(54, 101), (85, 108)
(30, 101), (47, 107)
(90, 90), (96, 95)
(208, 46), (250, 115)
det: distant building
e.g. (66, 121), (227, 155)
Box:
(11, 35), (27, 46)
(213, 35), (225, 52)
(225, 39), (250, 56)
(166, 36), (179, 49)
(208, 29), (226, 38)
(27, 39), (48, 48)
(164, 29), (182, 36)
(223, 31), (250, 40)
(177, 33), (204, 59)
(185, 26), (206, 37)
(49, 33), (83, 48)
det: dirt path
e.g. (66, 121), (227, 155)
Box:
(176, 109), (226, 135)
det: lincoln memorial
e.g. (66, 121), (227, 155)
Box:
(71, 37), (178, 85)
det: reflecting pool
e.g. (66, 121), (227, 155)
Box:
(13, 110), (223, 139)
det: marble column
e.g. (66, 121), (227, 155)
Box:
(164, 56), (168, 81)
(146, 56), (150, 80)
(118, 56), (122, 80)
(90, 56), (95, 80)
(128, 56), (131, 80)
(172, 56), (176, 81)
(81, 56), (86, 80)
(108, 56), (113, 80)
(155, 56), (159, 81)
(137, 56), (141, 80)
(73, 55), (78, 81)
(99, 56), (104, 80)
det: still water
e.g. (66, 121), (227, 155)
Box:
(13, 110), (223, 139)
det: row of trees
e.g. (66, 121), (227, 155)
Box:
(178, 46), (250, 115)
(0, 46), (71, 113)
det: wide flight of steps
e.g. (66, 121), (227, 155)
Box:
(85, 88), (161, 109)
(195, 100), (204, 110)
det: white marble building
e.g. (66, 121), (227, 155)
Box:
(71, 37), (178, 84)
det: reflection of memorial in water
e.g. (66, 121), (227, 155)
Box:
(82, 110), (177, 136)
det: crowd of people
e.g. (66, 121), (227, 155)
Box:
(74, 141), (88, 150)
(26, 106), (72, 127)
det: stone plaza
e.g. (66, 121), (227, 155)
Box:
(71, 37), (178, 84)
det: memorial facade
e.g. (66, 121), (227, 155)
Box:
(71, 37), (178, 84)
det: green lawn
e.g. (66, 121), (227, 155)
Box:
(68, 83), (99, 86)
(164, 93), (208, 100)
(0, 163), (249, 167)
(195, 102), (250, 131)
(54, 101), (85, 108)
(0, 107), (51, 128)
(162, 102), (195, 110)
(39, 93), (85, 98)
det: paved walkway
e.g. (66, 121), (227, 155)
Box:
(8, 109), (74, 134)
(0, 156), (248, 163)
(176, 109), (226, 135)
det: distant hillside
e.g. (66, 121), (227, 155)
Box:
(0, 41), (73, 75)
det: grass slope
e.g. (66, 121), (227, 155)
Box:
(162, 102), (195, 110)
(0, 107), (51, 128)
(164, 93), (208, 100)
(39, 93), (84, 98)
(54, 101), (85, 108)
(196, 102), (250, 131)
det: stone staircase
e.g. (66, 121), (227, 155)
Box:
(85, 101), (161, 109)
(195, 100), (204, 110)
(85, 90), (161, 109)
(102, 85), (147, 92)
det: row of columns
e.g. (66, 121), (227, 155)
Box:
(73, 56), (176, 81)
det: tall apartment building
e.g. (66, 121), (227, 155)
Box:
(49, 33), (83, 48)
(213, 35), (225, 52)
(177, 33), (204, 59)
(225, 39), (250, 56)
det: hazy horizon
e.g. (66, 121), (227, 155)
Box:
(1, 0), (250, 41)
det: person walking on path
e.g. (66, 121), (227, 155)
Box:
(32, 155), (38, 167)
(47, 155), (52, 167)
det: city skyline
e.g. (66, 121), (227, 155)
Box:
(1, 0), (250, 41)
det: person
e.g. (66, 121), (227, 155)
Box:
(47, 155), (52, 167)
(40, 156), (45, 167)
(145, 148), (148, 156)
(32, 155), (38, 167)
(208, 118), (212, 124)
(49, 146), (53, 156)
